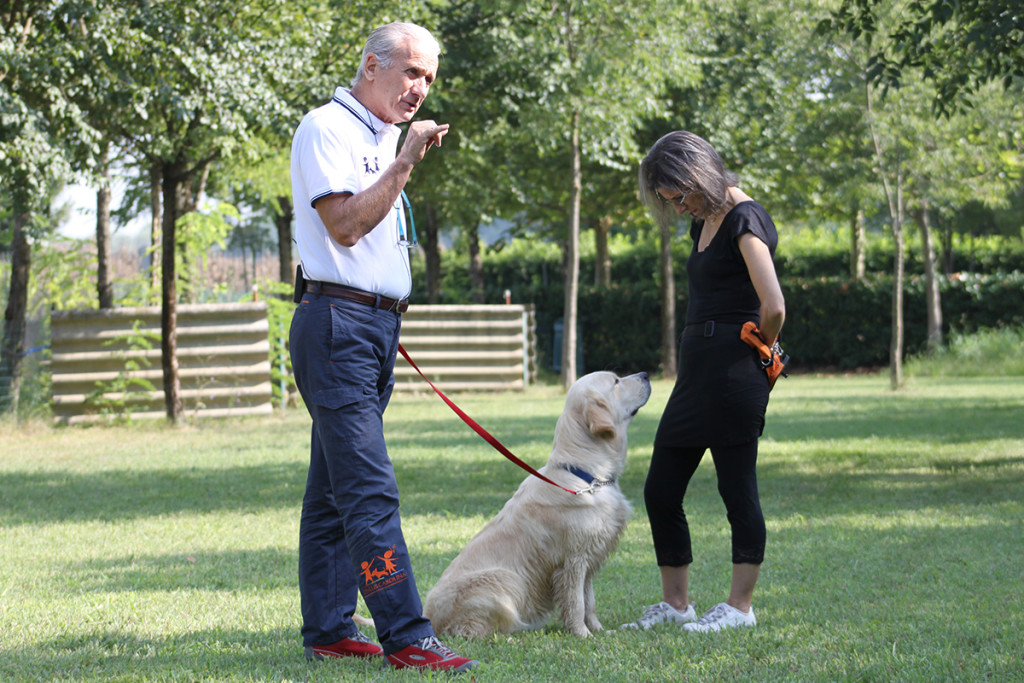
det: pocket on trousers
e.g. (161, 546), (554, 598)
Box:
(312, 384), (373, 411)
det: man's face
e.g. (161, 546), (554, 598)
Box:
(367, 39), (438, 124)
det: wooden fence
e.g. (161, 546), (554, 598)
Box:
(395, 304), (537, 392)
(50, 303), (272, 424)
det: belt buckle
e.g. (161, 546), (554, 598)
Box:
(704, 320), (715, 337)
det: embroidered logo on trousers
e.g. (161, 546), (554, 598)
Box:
(360, 545), (408, 597)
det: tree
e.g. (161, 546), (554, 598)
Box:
(648, 0), (858, 368)
(95, 144), (114, 309)
(212, 149), (294, 288)
(826, 0), (1024, 114)
(49, 1), (319, 421)
(435, 0), (698, 388)
(864, 80), (909, 388)
(1, 2), (83, 413)
(207, 1), (435, 293)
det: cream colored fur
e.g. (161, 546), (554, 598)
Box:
(423, 371), (651, 637)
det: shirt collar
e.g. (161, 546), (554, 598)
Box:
(332, 86), (396, 138)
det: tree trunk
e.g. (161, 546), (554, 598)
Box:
(915, 200), (943, 353)
(241, 247), (251, 292)
(160, 163), (186, 422)
(178, 162), (209, 304)
(0, 210), (32, 414)
(865, 81), (904, 390)
(423, 201), (441, 304)
(850, 204), (866, 281)
(150, 163), (162, 293)
(889, 172), (905, 390)
(561, 110), (582, 389)
(594, 215), (612, 287)
(96, 146), (114, 309)
(275, 194), (294, 287)
(939, 223), (955, 275)
(659, 222), (677, 378)
(468, 222), (485, 304)
(249, 247), (258, 291)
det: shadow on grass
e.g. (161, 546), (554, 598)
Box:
(761, 459), (1024, 518)
(0, 462), (307, 527)
(4, 389), (1021, 529)
(767, 394), (1024, 443)
(0, 412), (577, 527)
(62, 548), (296, 593)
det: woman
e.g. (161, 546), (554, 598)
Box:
(622, 131), (785, 633)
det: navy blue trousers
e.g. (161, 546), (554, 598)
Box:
(289, 293), (433, 654)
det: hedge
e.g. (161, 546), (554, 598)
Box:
(411, 234), (1024, 374)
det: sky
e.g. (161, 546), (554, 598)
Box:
(55, 181), (149, 242)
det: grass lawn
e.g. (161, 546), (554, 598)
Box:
(1, 374), (1022, 681)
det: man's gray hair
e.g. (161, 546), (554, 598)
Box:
(353, 22), (440, 86)
(638, 131), (739, 228)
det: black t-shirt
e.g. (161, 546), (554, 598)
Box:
(685, 201), (778, 326)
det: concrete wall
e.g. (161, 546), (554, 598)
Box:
(50, 303), (272, 424)
(49, 302), (536, 422)
(396, 304), (536, 392)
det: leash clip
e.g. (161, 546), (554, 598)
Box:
(576, 480), (613, 495)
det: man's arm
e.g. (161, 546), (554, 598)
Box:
(315, 120), (448, 247)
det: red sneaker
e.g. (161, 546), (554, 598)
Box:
(305, 631), (383, 660)
(386, 636), (479, 672)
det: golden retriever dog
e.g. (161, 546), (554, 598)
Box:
(424, 371), (651, 638)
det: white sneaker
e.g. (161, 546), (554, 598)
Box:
(683, 602), (756, 632)
(620, 601), (696, 630)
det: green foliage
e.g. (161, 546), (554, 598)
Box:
(777, 271), (1024, 369)
(414, 232), (1024, 373)
(8, 349), (51, 422)
(778, 224), (1024, 276)
(907, 325), (1024, 377)
(825, 0), (1024, 113)
(254, 279), (298, 410)
(31, 236), (99, 312)
(177, 202), (239, 294)
(579, 283), (663, 373)
(0, 8), (84, 217)
(83, 321), (158, 422)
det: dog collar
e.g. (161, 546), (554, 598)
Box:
(558, 463), (614, 494)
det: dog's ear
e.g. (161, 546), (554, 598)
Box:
(586, 400), (616, 439)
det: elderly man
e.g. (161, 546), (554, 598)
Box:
(289, 22), (477, 673)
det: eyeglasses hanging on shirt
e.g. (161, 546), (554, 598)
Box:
(396, 190), (418, 248)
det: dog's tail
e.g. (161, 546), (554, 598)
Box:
(425, 568), (527, 638)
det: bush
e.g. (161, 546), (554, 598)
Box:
(412, 233), (1024, 374)
(907, 326), (1024, 377)
(742, 271), (1024, 371)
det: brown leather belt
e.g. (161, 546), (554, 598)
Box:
(304, 281), (409, 313)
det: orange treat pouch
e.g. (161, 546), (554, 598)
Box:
(740, 321), (789, 390)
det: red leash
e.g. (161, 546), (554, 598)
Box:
(398, 344), (577, 495)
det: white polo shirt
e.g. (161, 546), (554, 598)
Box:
(290, 87), (412, 300)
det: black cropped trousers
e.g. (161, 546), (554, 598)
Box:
(644, 440), (766, 566)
